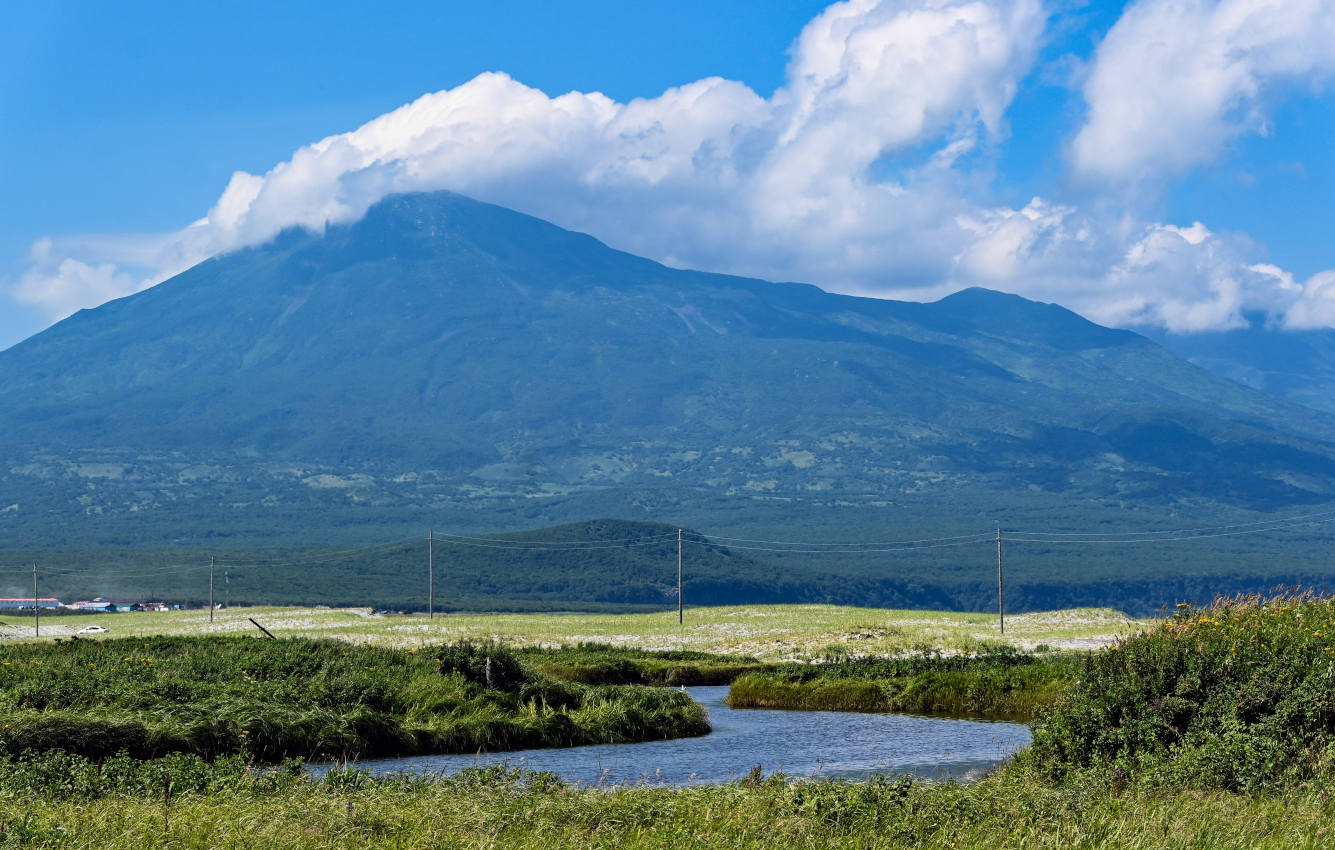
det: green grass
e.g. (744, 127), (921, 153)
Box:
(727, 647), (1076, 721)
(518, 643), (774, 685)
(8, 596), (1335, 847)
(1, 755), (1334, 849)
(0, 636), (707, 762)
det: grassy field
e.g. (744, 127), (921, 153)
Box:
(0, 603), (1148, 658)
(4, 596), (1335, 848)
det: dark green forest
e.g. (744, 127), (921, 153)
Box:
(6, 518), (1335, 617)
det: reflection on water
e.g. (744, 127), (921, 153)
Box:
(315, 686), (1032, 787)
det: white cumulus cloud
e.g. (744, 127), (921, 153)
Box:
(7, 0), (1334, 337)
(1072, 0), (1335, 184)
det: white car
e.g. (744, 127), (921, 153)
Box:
(76, 625), (109, 635)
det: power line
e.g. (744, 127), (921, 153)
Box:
(700, 531), (993, 547)
(433, 530), (679, 546)
(28, 564), (211, 577)
(1006, 507), (1335, 538)
(689, 536), (993, 554)
(212, 540), (417, 567)
(430, 536), (680, 552)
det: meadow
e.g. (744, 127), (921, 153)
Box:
(0, 602), (1144, 658)
(5, 597), (1335, 848)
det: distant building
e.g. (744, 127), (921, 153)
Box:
(0, 597), (62, 610)
(70, 600), (116, 612)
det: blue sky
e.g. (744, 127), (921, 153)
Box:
(3, 0), (1334, 351)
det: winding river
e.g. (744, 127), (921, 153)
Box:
(317, 686), (1032, 786)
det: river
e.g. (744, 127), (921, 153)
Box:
(314, 685), (1032, 786)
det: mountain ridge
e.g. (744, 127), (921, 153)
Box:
(4, 190), (1335, 612)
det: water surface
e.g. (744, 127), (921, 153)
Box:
(317, 686), (1031, 786)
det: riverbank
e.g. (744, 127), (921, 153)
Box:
(321, 686), (1031, 785)
(727, 647), (1075, 721)
(0, 637), (707, 761)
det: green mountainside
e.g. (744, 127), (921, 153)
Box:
(3, 191), (1335, 613)
(1144, 322), (1335, 415)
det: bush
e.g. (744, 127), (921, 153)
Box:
(1025, 593), (1335, 790)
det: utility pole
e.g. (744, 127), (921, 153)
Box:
(428, 528), (435, 620)
(32, 563), (39, 638)
(677, 528), (684, 626)
(209, 556), (215, 623)
(996, 527), (1005, 635)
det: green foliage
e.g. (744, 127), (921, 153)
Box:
(519, 642), (772, 685)
(0, 636), (707, 762)
(15, 512), (1335, 618)
(436, 641), (530, 691)
(727, 647), (1075, 720)
(1025, 592), (1335, 789)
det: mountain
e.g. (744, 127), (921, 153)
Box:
(4, 190), (1335, 612)
(1142, 322), (1335, 415)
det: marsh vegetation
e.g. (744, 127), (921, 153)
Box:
(0, 637), (707, 762)
(5, 595), (1335, 848)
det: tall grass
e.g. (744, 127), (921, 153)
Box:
(1, 752), (1333, 849)
(728, 646), (1074, 720)
(0, 636), (707, 761)
(519, 642), (773, 685)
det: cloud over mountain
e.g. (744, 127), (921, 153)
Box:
(11, 0), (1335, 334)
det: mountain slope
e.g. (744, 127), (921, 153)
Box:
(3, 191), (1335, 613)
(1143, 323), (1335, 415)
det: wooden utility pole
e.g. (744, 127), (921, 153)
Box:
(209, 556), (215, 623)
(428, 528), (435, 620)
(677, 528), (684, 626)
(32, 563), (39, 638)
(996, 527), (1005, 635)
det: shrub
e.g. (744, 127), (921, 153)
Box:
(1025, 592), (1335, 790)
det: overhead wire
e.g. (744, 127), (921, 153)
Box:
(1005, 507), (1335, 539)
(428, 536), (681, 552)
(433, 530), (679, 546)
(1006, 515), (1335, 545)
(690, 536), (994, 554)
(697, 531), (993, 547)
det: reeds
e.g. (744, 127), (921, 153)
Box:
(0, 636), (707, 762)
(726, 647), (1074, 720)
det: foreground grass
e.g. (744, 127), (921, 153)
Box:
(1, 759), (1333, 849)
(3, 603), (1146, 658)
(0, 637), (706, 761)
